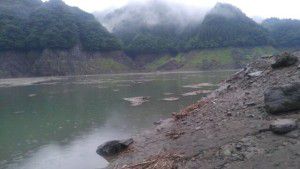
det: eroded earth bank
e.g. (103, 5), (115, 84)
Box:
(98, 52), (300, 169)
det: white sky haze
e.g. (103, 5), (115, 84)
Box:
(50, 0), (300, 19)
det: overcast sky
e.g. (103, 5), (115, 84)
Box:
(53, 0), (300, 19)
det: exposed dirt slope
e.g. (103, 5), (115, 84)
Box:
(108, 53), (300, 169)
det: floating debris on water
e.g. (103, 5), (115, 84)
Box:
(183, 83), (215, 89)
(162, 97), (180, 101)
(182, 90), (212, 96)
(13, 111), (25, 114)
(123, 96), (150, 106)
(28, 94), (37, 97)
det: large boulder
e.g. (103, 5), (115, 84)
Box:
(270, 119), (298, 134)
(96, 138), (133, 159)
(264, 82), (300, 114)
(271, 53), (298, 69)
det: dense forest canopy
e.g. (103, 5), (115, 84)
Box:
(0, 0), (121, 51)
(185, 3), (271, 50)
(262, 18), (300, 47)
(98, 2), (293, 56)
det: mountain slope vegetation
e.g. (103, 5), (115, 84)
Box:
(0, 0), (299, 77)
(0, 0), (121, 51)
(262, 18), (300, 47)
(98, 2), (275, 56)
(96, 0), (207, 56)
(186, 3), (270, 50)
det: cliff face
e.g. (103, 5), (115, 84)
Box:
(0, 47), (134, 78)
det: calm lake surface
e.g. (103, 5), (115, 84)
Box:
(0, 71), (234, 169)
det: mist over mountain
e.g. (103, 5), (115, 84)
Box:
(96, 0), (207, 32)
(97, 1), (273, 55)
(95, 0), (208, 55)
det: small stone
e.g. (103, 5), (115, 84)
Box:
(270, 119), (298, 134)
(247, 114), (255, 118)
(195, 126), (202, 130)
(245, 102), (256, 106)
(223, 149), (232, 156)
(248, 71), (263, 77)
(235, 143), (242, 151)
(153, 120), (162, 125)
(181, 121), (188, 125)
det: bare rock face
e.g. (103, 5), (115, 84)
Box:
(271, 53), (298, 69)
(270, 119), (298, 134)
(96, 138), (133, 160)
(264, 82), (300, 114)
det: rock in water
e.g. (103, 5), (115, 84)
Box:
(96, 138), (133, 159)
(264, 82), (300, 114)
(271, 53), (298, 69)
(270, 119), (298, 134)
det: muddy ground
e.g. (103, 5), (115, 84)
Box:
(107, 54), (300, 169)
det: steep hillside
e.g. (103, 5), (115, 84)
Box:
(144, 47), (280, 71)
(262, 18), (300, 47)
(98, 2), (273, 56)
(186, 3), (270, 50)
(0, 0), (130, 78)
(0, 0), (121, 51)
(96, 0), (207, 55)
(107, 52), (300, 169)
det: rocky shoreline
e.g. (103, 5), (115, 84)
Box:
(98, 52), (300, 169)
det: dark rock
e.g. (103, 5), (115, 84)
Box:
(226, 112), (232, 116)
(235, 143), (243, 151)
(270, 119), (297, 134)
(245, 102), (256, 107)
(271, 53), (298, 69)
(264, 82), (300, 114)
(153, 120), (162, 125)
(96, 138), (133, 158)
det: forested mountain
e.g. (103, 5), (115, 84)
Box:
(97, 2), (273, 55)
(262, 18), (300, 47)
(96, 0), (207, 55)
(0, 0), (299, 77)
(186, 3), (270, 50)
(0, 0), (121, 51)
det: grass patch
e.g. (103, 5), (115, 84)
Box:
(146, 55), (172, 70)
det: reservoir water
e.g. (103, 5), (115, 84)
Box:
(0, 71), (234, 169)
